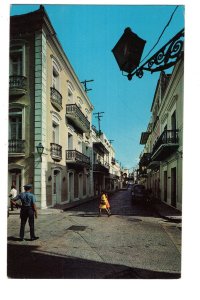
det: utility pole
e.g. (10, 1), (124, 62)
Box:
(93, 112), (104, 135)
(81, 79), (94, 93)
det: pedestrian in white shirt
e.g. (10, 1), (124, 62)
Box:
(9, 185), (17, 211)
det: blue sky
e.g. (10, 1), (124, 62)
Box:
(10, 4), (184, 170)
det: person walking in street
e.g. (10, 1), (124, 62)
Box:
(98, 191), (111, 217)
(8, 185), (17, 211)
(11, 184), (39, 241)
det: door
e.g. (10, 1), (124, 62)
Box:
(68, 133), (73, 150)
(171, 167), (177, 207)
(164, 171), (167, 202)
(52, 170), (61, 205)
(68, 172), (74, 202)
(78, 174), (83, 199)
(9, 169), (22, 194)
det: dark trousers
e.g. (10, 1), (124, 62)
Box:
(20, 208), (35, 239)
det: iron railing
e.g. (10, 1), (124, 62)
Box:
(139, 153), (151, 167)
(66, 150), (90, 165)
(66, 104), (90, 131)
(50, 143), (62, 160)
(9, 75), (27, 90)
(152, 130), (179, 154)
(50, 87), (63, 108)
(9, 139), (25, 153)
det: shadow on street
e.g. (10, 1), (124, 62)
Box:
(7, 243), (180, 279)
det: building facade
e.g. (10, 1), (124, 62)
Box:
(8, 6), (94, 208)
(92, 126), (120, 195)
(139, 59), (183, 211)
(8, 6), (122, 209)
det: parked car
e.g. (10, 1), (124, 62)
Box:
(131, 184), (146, 203)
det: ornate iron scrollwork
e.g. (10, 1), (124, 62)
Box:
(128, 28), (184, 80)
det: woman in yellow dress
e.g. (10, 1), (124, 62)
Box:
(98, 191), (111, 217)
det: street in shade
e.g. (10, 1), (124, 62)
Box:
(7, 188), (181, 279)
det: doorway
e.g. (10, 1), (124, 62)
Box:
(8, 169), (22, 193)
(171, 167), (177, 207)
(164, 171), (167, 202)
(52, 169), (61, 205)
(68, 172), (74, 202)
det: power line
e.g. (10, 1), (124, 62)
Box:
(139, 5), (179, 65)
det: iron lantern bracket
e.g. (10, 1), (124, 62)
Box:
(127, 28), (184, 80)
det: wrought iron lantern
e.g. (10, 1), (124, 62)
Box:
(36, 142), (44, 161)
(112, 27), (184, 80)
(112, 27), (146, 77)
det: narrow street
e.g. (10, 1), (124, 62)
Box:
(7, 188), (181, 279)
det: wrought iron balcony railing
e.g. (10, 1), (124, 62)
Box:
(139, 152), (151, 167)
(66, 104), (90, 132)
(50, 87), (63, 111)
(9, 139), (25, 154)
(66, 150), (90, 165)
(151, 129), (179, 160)
(9, 76), (27, 94)
(50, 143), (62, 161)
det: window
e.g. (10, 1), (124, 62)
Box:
(52, 122), (59, 144)
(68, 88), (73, 103)
(9, 108), (22, 140)
(67, 81), (74, 103)
(171, 110), (176, 130)
(52, 66), (59, 90)
(51, 58), (61, 91)
(77, 97), (83, 109)
(85, 108), (89, 119)
(10, 44), (25, 76)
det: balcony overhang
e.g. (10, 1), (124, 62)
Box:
(8, 140), (25, 156)
(151, 143), (179, 161)
(139, 153), (151, 166)
(50, 87), (63, 111)
(66, 150), (90, 168)
(50, 143), (62, 161)
(9, 76), (27, 96)
(93, 163), (109, 173)
(148, 161), (160, 170)
(66, 104), (90, 133)
(140, 132), (151, 144)
(93, 142), (109, 154)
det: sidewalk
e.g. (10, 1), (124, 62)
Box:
(153, 201), (182, 223)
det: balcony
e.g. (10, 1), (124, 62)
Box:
(8, 140), (25, 156)
(151, 129), (179, 161)
(93, 161), (109, 173)
(66, 104), (90, 133)
(139, 152), (151, 167)
(66, 150), (90, 167)
(50, 143), (62, 161)
(111, 157), (116, 165)
(9, 76), (27, 96)
(50, 87), (63, 111)
(139, 168), (148, 178)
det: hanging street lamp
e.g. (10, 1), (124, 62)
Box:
(36, 142), (44, 161)
(112, 27), (184, 80)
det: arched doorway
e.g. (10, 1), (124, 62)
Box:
(52, 169), (61, 205)
(8, 167), (23, 194)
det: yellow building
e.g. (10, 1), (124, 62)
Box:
(8, 6), (94, 208)
(139, 58), (183, 211)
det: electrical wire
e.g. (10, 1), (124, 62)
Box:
(139, 5), (179, 65)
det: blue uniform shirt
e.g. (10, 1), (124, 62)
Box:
(14, 192), (36, 207)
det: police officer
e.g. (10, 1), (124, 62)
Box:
(11, 184), (39, 241)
